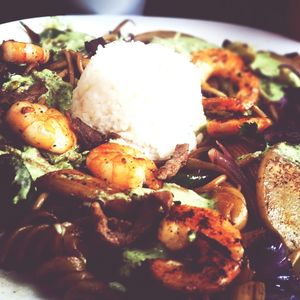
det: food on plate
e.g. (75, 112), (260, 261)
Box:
(6, 100), (76, 153)
(86, 142), (162, 190)
(1, 40), (50, 65)
(152, 205), (244, 293)
(192, 48), (258, 113)
(206, 116), (272, 136)
(257, 142), (300, 250)
(0, 17), (299, 300)
(192, 48), (272, 137)
(210, 183), (248, 230)
(71, 40), (206, 160)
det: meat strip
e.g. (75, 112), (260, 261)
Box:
(0, 81), (47, 110)
(91, 191), (173, 247)
(85, 37), (107, 56)
(70, 117), (120, 150)
(156, 143), (189, 180)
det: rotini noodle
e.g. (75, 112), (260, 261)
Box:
(0, 211), (84, 271)
(37, 256), (121, 300)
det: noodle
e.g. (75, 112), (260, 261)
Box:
(32, 192), (49, 210)
(63, 50), (75, 87)
(189, 145), (212, 158)
(252, 104), (268, 118)
(202, 82), (227, 97)
(47, 59), (68, 71)
(56, 68), (68, 78)
(75, 52), (85, 74)
(44, 50), (89, 81)
(194, 174), (227, 193)
(24, 62), (38, 75)
(268, 103), (279, 121)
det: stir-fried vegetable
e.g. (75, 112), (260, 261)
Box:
(39, 18), (93, 54)
(0, 145), (75, 180)
(0, 153), (33, 205)
(0, 17), (299, 300)
(3, 69), (73, 112)
(120, 244), (167, 278)
(248, 231), (300, 300)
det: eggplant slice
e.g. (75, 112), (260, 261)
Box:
(256, 143), (300, 250)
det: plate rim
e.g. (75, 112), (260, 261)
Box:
(0, 13), (299, 300)
(0, 14), (300, 52)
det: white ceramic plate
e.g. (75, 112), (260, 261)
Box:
(1, 14), (300, 52)
(0, 14), (300, 300)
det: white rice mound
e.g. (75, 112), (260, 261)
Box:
(71, 40), (206, 160)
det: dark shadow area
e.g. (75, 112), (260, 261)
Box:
(0, 0), (88, 24)
(144, 0), (289, 37)
(0, 0), (297, 40)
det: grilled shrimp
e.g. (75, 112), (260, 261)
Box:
(6, 101), (76, 154)
(1, 40), (50, 65)
(86, 142), (162, 191)
(192, 48), (260, 113)
(193, 48), (245, 81)
(192, 48), (271, 136)
(151, 205), (244, 293)
(207, 117), (272, 136)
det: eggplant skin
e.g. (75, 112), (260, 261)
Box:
(256, 143), (300, 250)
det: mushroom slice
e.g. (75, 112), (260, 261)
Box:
(36, 169), (118, 201)
(256, 143), (300, 250)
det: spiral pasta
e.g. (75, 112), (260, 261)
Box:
(0, 218), (83, 271)
(36, 256), (121, 300)
(0, 208), (121, 299)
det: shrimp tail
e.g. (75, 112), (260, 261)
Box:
(207, 117), (272, 136)
(1, 40), (50, 65)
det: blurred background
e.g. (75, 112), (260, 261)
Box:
(0, 0), (299, 41)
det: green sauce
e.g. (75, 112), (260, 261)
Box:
(34, 69), (73, 112)
(120, 243), (167, 278)
(3, 69), (73, 112)
(151, 34), (217, 54)
(251, 52), (281, 77)
(2, 74), (35, 93)
(39, 17), (93, 54)
(40, 30), (93, 54)
(275, 143), (300, 165)
(162, 183), (215, 209)
(96, 183), (214, 209)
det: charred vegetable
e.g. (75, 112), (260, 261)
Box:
(170, 170), (216, 189)
(257, 143), (300, 250)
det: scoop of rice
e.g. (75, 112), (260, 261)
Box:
(71, 41), (206, 160)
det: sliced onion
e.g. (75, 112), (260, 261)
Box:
(208, 142), (261, 225)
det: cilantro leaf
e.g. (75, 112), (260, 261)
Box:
(251, 52), (281, 77)
(120, 244), (167, 278)
(259, 78), (285, 102)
